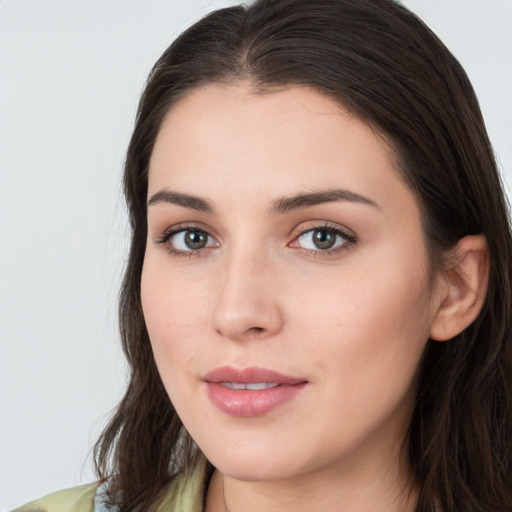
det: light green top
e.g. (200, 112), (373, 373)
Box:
(12, 464), (207, 512)
(12, 484), (99, 512)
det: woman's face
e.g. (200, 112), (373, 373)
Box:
(142, 84), (444, 482)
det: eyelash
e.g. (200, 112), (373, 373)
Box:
(156, 222), (357, 258)
(293, 222), (357, 257)
(156, 224), (214, 258)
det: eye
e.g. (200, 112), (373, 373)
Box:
(173, 229), (214, 250)
(290, 223), (356, 255)
(299, 229), (343, 250)
(158, 226), (218, 255)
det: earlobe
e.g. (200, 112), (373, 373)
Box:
(430, 235), (489, 341)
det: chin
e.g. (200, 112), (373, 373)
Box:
(199, 437), (320, 483)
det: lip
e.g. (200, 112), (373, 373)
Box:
(202, 366), (308, 417)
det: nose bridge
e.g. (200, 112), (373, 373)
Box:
(211, 240), (283, 341)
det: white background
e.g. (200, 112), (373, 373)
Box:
(1, 0), (511, 509)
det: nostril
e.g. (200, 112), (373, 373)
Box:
(245, 326), (264, 334)
(245, 326), (265, 336)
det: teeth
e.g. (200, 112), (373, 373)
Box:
(220, 382), (280, 391)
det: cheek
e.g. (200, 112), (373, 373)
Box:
(281, 272), (431, 455)
(140, 259), (202, 376)
(290, 259), (433, 388)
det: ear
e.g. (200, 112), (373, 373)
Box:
(430, 235), (489, 341)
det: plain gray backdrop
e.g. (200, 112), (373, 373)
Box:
(1, 0), (511, 509)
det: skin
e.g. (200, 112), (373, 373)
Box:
(141, 83), (452, 511)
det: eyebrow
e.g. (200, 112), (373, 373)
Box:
(147, 189), (215, 214)
(269, 188), (380, 214)
(147, 187), (380, 214)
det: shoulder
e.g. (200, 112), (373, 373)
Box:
(12, 460), (208, 512)
(12, 483), (100, 512)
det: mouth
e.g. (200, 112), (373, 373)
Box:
(218, 382), (281, 390)
(203, 366), (306, 385)
(202, 366), (308, 417)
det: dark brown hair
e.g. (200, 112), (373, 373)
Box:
(94, 1), (512, 511)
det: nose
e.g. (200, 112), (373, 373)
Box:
(211, 249), (284, 341)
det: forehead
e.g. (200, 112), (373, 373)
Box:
(148, 83), (414, 218)
(153, 83), (385, 153)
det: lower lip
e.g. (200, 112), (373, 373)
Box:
(206, 382), (307, 417)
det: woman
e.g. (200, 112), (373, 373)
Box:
(15, 0), (512, 511)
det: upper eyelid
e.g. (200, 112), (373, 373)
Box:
(292, 221), (356, 239)
(157, 222), (217, 241)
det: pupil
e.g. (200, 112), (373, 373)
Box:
(313, 230), (336, 250)
(185, 230), (207, 250)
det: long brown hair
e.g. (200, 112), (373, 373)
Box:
(94, 1), (512, 510)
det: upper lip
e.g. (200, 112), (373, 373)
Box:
(202, 366), (307, 385)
